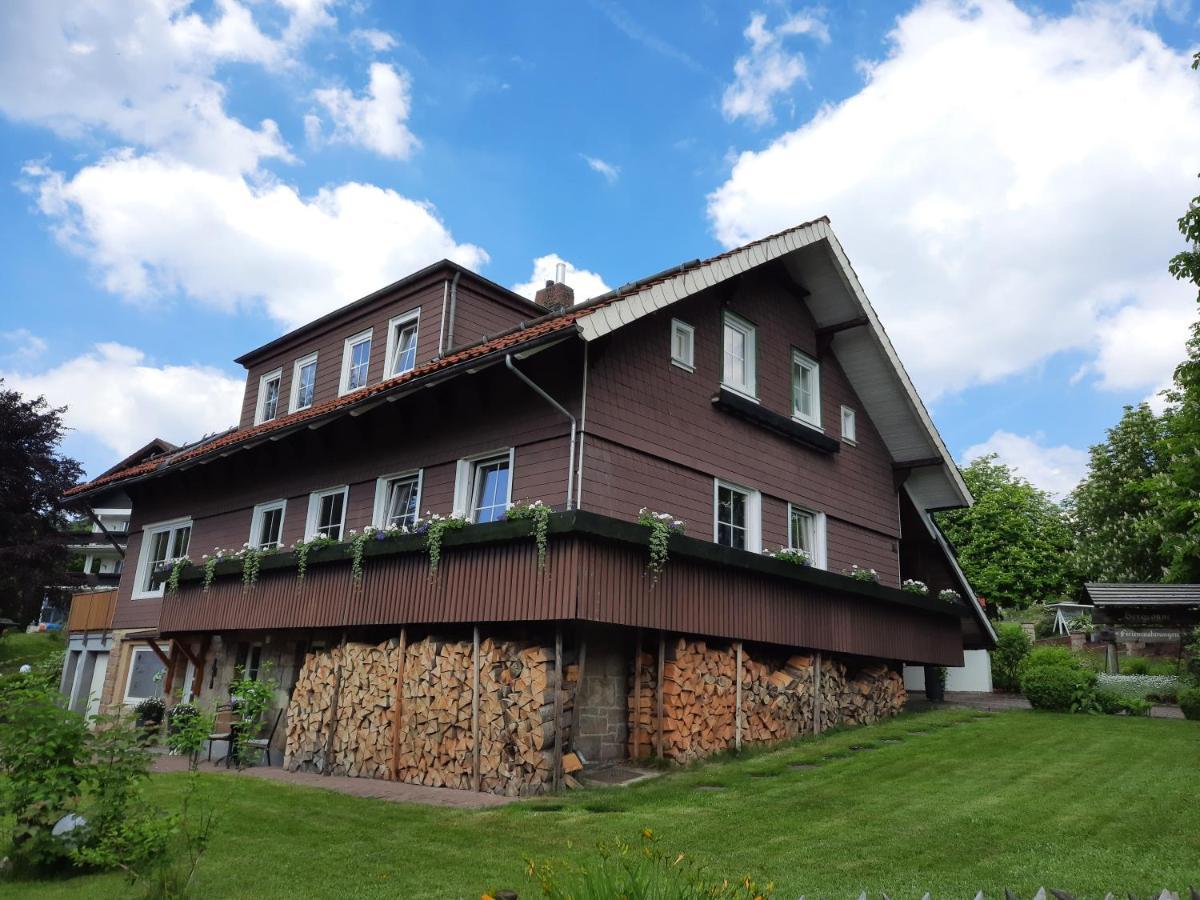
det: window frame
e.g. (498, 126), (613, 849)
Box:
(240, 643), (263, 682)
(123, 645), (168, 704)
(790, 349), (822, 428)
(712, 478), (762, 553)
(787, 503), (828, 569)
(248, 499), (288, 550)
(383, 309), (421, 380)
(255, 368), (283, 425)
(305, 485), (349, 541)
(670, 319), (695, 372)
(372, 470), (424, 531)
(132, 517), (193, 600)
(289, 352), (319, 413)
(841, 405), (857, 445)
(339, 328), (373, 396)
(721, 311), (757, 400)
(453, 448), (515, 523)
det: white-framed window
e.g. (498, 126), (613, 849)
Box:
(339, 329), (373, 395)
(722, 312), (757, 399)
(384, 310), (420, 379)
(788, 504), (828, 569)
(791, 350), (821, 427)
(132, 517), (192, 600)
(670, 319), (694, 371)
(239, 643), (263, 682)
(123, 645), (167, 703)
(290, 352), (318, 413)
(306, 486), (348, 541)
(841, 405), (857, 444)
(713, 479), (761, 552)
(454, 449), (514, 523)
(249, 499), (287, 550)
(373, 471), (423, 530)
(255, 368), (283, 425)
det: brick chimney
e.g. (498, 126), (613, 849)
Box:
(533, 262), (574, 312)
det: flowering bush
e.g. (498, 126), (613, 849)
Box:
(902, 579), (929, 595)
(763, 546), (811, 566)
(417, 512), (468, 578)
(938, 589), (961, 603)
(637, 508), (685, 582)
(1095, 673), (1179, 703)
(507, 500), (552, 571)
(844, 565), (878, 583)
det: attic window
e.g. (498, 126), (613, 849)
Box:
(721, 312), (756, 399)
(385, 310), (420, 379)
(841, 406), (857, 444)
(671, 319), (694, 371)
(791, 351), (820, 428)
(340, 330), (372, 395)
(255, 369), (282, 424)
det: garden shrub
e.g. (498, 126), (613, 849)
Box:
(991, 624), (1031, 692)
(1017, 646), (1081, 680)
(1179, 686), (1200, 721)
(1095, 673), (1178, 703)
(1021, 664), (1096, 712)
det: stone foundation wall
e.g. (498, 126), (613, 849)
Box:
(574, 626), (630, 763)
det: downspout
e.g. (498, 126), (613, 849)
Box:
(437, 278), (450, 356)
(575, 342), (588, 508)
(446, 272), (461, 351)
(505, 355), (576, 509)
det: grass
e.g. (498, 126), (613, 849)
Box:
(0, 631), (63, 676)
(2, 708), (1197, 898)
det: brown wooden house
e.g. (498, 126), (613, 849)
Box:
(66, 218), (993, 794)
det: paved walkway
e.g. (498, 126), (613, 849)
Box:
(152, 755), (517, 809)
(907, 691), (1185, 719)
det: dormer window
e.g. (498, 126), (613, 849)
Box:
(340, 329), (372, 395)
(255, 369), (282, 425)
(722, 312), (756, 399)
(385, 310), (420, 379)
(791, 350), (821, 428)
(290, 353), (317, 412)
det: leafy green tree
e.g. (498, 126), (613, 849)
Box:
(936, 455), (1074, 610)
(1066, 404), (1169, 582)
(1154, 323), (1200, 582)
(0, 380), (83, 623)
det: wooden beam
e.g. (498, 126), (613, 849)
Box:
(569, 635), (587, 753)
(893, 456), (944, 471)
(633, 629), (643, 761)
(655, 632), (665, 760)
(161, 641), (179, 696)
(390, 628), (407, 781)
(813, 652), (823, 735)
(552, 625), (564, 792)
(176, 640), (202, 669)
(734, 641), (743, 752)
(815, 315), (869, 338)
(471, 625), (481, 792)
(145, 639), (171, 669)
(190, 635), (210, 703)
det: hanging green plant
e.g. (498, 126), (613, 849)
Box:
(418, 513), (467, 578)
(165, 556), (191, 594)
(241, 544), (265, 588)
(293, 535), (334, 581)
(506, 500), (551, 571)
(348, 527), (377, 586)
(200, 549), (226, 591)
(637, 508), (685, 584)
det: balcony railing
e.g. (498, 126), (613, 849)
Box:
(66, 589), (118, 633)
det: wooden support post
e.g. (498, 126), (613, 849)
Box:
(633, 629), (643, 761)
(146, 639), (171, 669)
(162, 641), (179, 696)
(190, 636), (210, 703)
(655, 632), (665, 760)
(734, 641), (743, 751)
(471, 626), (481, 792)
(322, 632), (347, 776)
(389, 628), (407, 782)
(813, 651), (823, 735)
(552, 625), (564, 792)
(569, 636), (587, 753)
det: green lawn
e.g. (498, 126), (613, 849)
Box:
(0, 631), (63, 677)
(3, 708), (1197, 899)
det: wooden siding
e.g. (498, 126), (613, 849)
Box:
(159, 527), (962, 666)
(237, 273), (540, 430)
(581, 270), (903, 583)
(67, 590), (117, 632)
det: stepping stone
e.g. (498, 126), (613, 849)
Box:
(907, 730), (928, 735)
(789, 763), (820, 770)
(849, 744), (877, 751)
(695, 785), (725, 792)
(880, 738), (901, 744)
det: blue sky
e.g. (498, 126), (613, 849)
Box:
(1, 0), (1198, 493)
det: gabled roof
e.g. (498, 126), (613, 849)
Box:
(66, 219), (969, 513)
(96, 437), (178, 479)
(1084, 583), (1200, 606)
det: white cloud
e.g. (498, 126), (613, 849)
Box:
(708, 0), (1200, 401)
(1, 342), (243, 462)
(25, 153), (488, 329)
(0, 0), (334, 174)
(312, 63), (419, 160)
(582, 155), (620, 184)
(722, 10), (829, 125)
(1, 329), (48, 363)
(512, 254), (612, 304)
(962, 430), (1089, 498)
(351, 28), (397, 52)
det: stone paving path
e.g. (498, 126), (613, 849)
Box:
(152, 755), (516, 809)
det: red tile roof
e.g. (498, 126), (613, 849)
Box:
(65, 220), (829, 500)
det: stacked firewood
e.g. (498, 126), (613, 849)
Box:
(818, 655), (848, 731)
(283, 636), (576, 796)
(659, 639), (737, 762)
(841, 663), (906, 726)
(740, 653), (814, 745)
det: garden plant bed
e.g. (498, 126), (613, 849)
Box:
(5, 709), (1198, 899)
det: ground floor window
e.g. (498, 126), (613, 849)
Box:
(124, 645), (166, 703)
(134, 519), (192, 599)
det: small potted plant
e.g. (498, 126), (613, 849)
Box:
(133, 696), (167, 729)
